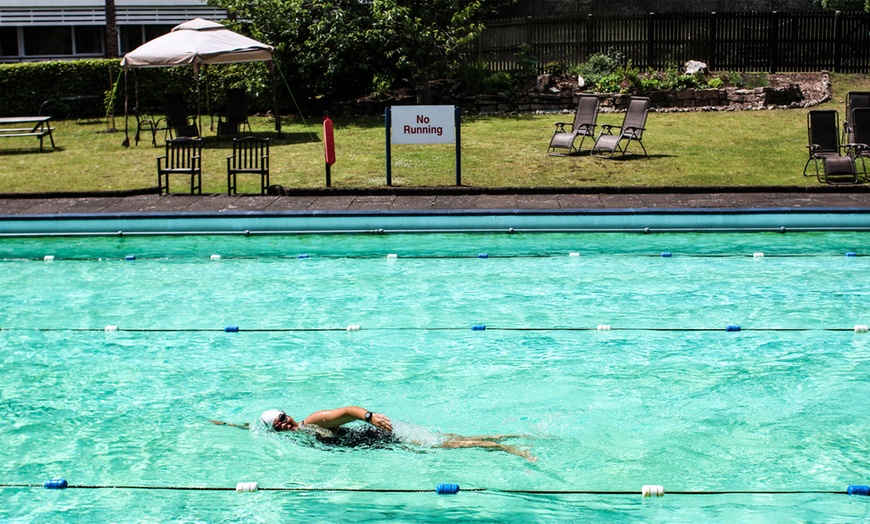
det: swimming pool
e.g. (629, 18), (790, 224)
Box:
(1, 232), (869, 522)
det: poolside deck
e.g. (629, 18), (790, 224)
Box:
(1, 189), (870, 216)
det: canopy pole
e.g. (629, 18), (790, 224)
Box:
(205, 64), (213, 132)
(122, 66), (130, 147)
(270, 61), (282, 137)
(194, 64), (202, 136)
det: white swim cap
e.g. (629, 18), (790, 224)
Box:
(260, 409), (282, 429)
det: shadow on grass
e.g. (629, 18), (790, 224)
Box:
(0, 147), (64, 156)
(197, 131), (320, 149)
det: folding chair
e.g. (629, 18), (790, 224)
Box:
(218, 88), (252, 138)
(804, 110), (857, 184)
(843, 91), (870, 144)
(591, 96), (650, 158)
(164, 93), (199, 140)
(845, 107), (870, 178)
(227, 137), (269, 194)
(547, 94), (599, 155)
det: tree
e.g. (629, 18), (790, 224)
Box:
(816, 0), (868, 10)
(370, 0), (514, 86)
(208, 0), (515, 102)
(209, 0), (380, 101)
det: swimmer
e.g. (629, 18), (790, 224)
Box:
(211, 406), (536, 461)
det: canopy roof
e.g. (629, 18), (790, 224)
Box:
(120, 18), (273, 68)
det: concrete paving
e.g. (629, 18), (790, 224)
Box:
(2, 189), (870, 216)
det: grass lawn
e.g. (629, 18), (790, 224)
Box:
(1, 74), (869, 194)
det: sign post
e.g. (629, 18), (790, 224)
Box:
(385, 105), (461, 186)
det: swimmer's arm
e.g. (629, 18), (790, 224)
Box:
(210, 419), (250, 430)
(303, 406), (392, 432)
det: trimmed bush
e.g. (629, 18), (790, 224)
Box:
(0, 60), (276, 119)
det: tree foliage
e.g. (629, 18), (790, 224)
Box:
(207, 0), (515, 101)
(816, 0), (868, 11)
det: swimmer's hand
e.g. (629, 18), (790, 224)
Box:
(210, 419), (250, 430)
(371, 413), (392, 432)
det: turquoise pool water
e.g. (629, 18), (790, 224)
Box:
(1, 232), (869, 522)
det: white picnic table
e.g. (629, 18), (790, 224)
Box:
(0, 116), (56, 151)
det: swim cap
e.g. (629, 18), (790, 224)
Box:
(260, 409), (282, 430)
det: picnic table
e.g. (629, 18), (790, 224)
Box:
(0, 116), (56, 151)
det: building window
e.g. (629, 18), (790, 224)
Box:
(75, 26), (104, 55)
(119, 25), (173, 54)
(0, 28), (18, 57)
(23, 26), (73, 56)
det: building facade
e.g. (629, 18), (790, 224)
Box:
(0, 0), (226, 63)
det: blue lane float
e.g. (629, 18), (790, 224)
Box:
(43, 478), (67, 490)
(661, 252), (672, 258)
(726, 325), (741, 332)
(224, 326), (240, 333)
(125, 255), (136, 261)
(477, 254), (489, 258)
(848, 485), (870, 496)
(436, 483), (460, 495)
(471, 324), (487, 331)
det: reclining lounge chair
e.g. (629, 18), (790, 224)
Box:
(804, 110), (857, 184)
(846, 107), (870, 178)
(164, 93), (199, 140)
(218, 88), (252, 138)
(843, 91), (870, 144)
(591, 96), (650, 158)
(547, 94), (599, 155)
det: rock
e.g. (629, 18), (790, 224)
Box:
(684, 60), (708, 74)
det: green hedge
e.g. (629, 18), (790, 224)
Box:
(0, 59), (279, 119)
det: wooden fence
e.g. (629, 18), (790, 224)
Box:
(472, 11), (870, 73)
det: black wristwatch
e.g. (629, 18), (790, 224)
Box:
(364, 411), (373, 423)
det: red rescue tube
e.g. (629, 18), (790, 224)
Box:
(323, 116), (336, 166)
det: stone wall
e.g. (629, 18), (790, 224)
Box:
(500, 0), (817, 17)
(477, 83), (811, 114)
(337, 75), (824, 116)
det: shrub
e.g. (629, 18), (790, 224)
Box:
(573, 50), (623, 88)
(482, 71), (515, 94)
(541, 60), (568, 76)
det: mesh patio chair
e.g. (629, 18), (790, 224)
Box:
(591, 96), (650, 158)
(843, 91), (870, 144)
(217, 88), (252, 138)
(157, 137), (203, 194)
(845, 107), (870, 178)
(804, 110), (857, 184)
(547, 94), (599, 155)
(164, 93), (199, 140)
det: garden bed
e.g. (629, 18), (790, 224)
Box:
(338, 72), (831, 116)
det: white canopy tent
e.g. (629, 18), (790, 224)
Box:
(120, 18), (281, 145)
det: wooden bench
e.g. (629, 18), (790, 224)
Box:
(0, 116), (56, 152)
(157, 138), (203, 194)
(227, 136), (269, 194)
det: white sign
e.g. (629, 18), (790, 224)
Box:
(391, 105), (455, 144)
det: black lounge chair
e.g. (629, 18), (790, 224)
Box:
(547, 94), (599, 155)
(227, 136), (269, 194)
(843, 91), (870, 144)
(217, 88), (252, 138)
(164, 93), (199, 140)
(846, 107), (870, 178)
(157, 137), (203, 194)
(591, 96), (650, 158)
(804, 110), (857, 184)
